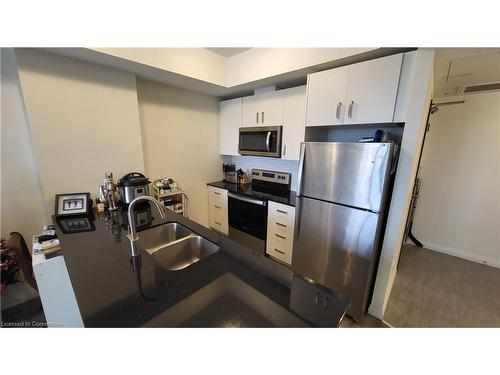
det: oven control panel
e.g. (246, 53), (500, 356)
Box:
(251, 169), (291, 185)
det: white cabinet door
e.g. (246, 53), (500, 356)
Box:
(242, 94), (260, 126)
(282, 85), (306, 160)
(344, 53), (403, 124)
(242, 90), (284, 127)
(259, 90), (284, 126)
(219, 98), (242, 155)
(306, 66), (348, 126)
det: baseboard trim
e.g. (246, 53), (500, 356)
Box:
(420, 241), (500, 269)
(367, 304), (385, 320)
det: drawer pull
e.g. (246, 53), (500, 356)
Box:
(274, 248), (285, 255)
(214, 221), (221, 226)
(276, 209), (288, 214)
(275, 233), (286, 240)
(214, 205), (221, 209)
(275, 222), (287, 228)
(214, 191), (221, 195)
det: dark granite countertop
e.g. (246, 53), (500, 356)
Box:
(53, 205), (311, 327)
(207, 181), (297, 207)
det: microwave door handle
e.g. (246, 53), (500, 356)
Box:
(265, 131), (271, 152)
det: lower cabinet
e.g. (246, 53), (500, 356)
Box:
(207, 186), (228, 235)
(266, 201), (295, 265)
(290, 275), (350, 327)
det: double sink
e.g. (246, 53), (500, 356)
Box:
(137, 223), (219, 271)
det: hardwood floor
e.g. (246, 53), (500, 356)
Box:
(384, 244), (500, 327)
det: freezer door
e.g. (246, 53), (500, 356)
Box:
(292, 196), (382, 320)
(298, 142), (395, 212)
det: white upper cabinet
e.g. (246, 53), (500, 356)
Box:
(219, 97), (242, 155)
(242, 90), (284, 127)
(344, 53), (403, 124)
(306, 66), (348, 126)
(306, 53), (403, 126)
(282, 85), (307, 160)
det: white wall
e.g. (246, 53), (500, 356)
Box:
(15, 49), (145, 212)
(369, 49), (435, 319)
(412, 92), (500, 268)
(136, 79), (221, 227)
(227, 48), (373, 87)
(1, 48), (49, 240)
(87, 48), (374, 88)
(92, 48), (227, 86)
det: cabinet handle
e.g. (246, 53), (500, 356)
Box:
(282, 145), (287, 156)
(275, 233), (286, 240)
(348, 101), (354, 119)
(214, 221), (221, 225)
(214, 205), (221, 209)
(336, 102), (342, 119)
(274, 248), (285, 255)
(323, 297), (328, 309)
(256, 112), (259, 124)
(214, 191), (221, 195)
(315, 293), (319, 304)
(277, 209), (288, 214)
(262, 111), (265, 123)
(276, 222), (287, 228)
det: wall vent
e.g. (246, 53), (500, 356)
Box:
(456, 81), (500, 94)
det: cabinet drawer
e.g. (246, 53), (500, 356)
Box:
(266, 234), (293, 265)
(268, 201), (295, 223)
(207, 186), (228, 200)
(209, 210), (228, 235)
(290, 275), (350, 327)
(209, 196), (227, 212)
(268, 218), (294, 237)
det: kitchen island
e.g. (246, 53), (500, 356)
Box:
(53, 203), (348, 327)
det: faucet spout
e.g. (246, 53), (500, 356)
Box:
(127, 196), (166, 256)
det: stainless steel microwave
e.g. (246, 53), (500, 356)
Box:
(238, 126), (282, 158)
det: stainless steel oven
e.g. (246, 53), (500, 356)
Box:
(238, 126), (282, 158)
(228, 192), (268, 254)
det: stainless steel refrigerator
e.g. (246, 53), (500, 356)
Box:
(292, 142), (398, 321)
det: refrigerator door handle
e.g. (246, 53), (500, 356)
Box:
(391, 145), (400, 175)
(296, 143), (306, 196)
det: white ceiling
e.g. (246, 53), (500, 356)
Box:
(434, 48), (500, 98)
(206, 48), (250, 57)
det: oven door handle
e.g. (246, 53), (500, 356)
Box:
(265, 131), (271, 152)
(228, 192), (267, 206)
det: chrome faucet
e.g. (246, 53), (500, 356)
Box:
(127, 196), (166, 257)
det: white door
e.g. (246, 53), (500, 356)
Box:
(282, 86), (306, 160)
(306, 65), (349, 126)
(219, 98), (242, 155)
(259, 90), (284, 126)
(344, 53), (403, 124)
(242, 94), (261, 126)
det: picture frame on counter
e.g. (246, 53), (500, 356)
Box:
(54, 192), (91, 217)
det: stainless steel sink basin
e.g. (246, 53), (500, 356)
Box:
(137, 222), (219, 271)
(151, 235), (219, 271)
(138, 223), (192, 254)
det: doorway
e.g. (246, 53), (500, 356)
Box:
(384, 48), (500, 327)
